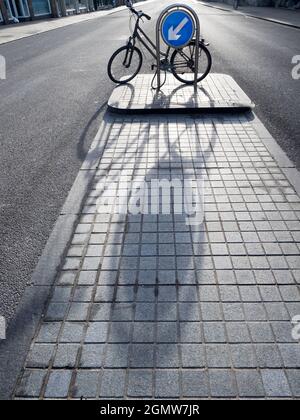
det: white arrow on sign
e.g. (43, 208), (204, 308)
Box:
(168, 17), (189, 41)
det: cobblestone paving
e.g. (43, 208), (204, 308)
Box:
(15, 114), (300, 399)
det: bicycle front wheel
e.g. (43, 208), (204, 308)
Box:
(171, 41), (212, 85)
(107, 45), (143, 84)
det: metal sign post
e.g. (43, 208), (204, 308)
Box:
(156, 4), (201, 90)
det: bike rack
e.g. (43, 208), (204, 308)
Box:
(156, 4), (201, 90)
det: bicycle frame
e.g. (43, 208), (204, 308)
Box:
(127, 15), (170, 63)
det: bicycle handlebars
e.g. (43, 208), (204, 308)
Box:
(125, 1), (151, 21)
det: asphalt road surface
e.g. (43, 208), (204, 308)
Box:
(0, 0), (299, 323)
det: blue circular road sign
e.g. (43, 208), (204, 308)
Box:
(161, 10), (195, 49)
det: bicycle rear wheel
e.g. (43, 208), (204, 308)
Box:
(107, 45), (143, 84)
(171, 41), (212, 85)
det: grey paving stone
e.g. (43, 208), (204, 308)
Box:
(121, 257), (139, 270)
(223, 303), (245, 321)
(159, 243), (176, 256)
(142, 244), (157, 256)
(26, 344), (55, 368)
(197, 270), (216, 285)
(95, 286), (115, 302)
(195, 256), (214, 270)
(62, 257), (81, 271)
(157, 303), (177, 321)
(89, 233), (106, 245)
(253, 270), (274, 285)
(132, 322), (155, 343)
(78, 270), (98, 285)
(226, 322), (251, 343)
(122, 244), (139, 257)
(98, 271), (117, 285)
(279, 344), (300, 367)
(239, 286), (261, 302)
(45, 303), (68, 321)
(100, 370), (126, 398)
(175, 233), (191, 243)
(236, 370), (265, 398)
(67, 303), (89, 321)
(159, 256), (176, 270)
(85, 322), (109, 343)
(80, 344), (105, 368)
(180, 322), (202, 343)
(231, 344), (257, 368)
(182, 370), (209, 397)
(119, 270), (137, 285)
(286, 370), (300, 397)
(140, 257), (157, 270)
(220, 285), (240, 302)
(157, 322), (178, 343)
(259, 286), (282, 302)
(137, 286), (155, 302)
(235, 270), (256, 285)
(179, 303), (201, 321)
(176, 257), (195, 271)
(104, 344), (129, 368)
(44, 370), (72, 398)
(127, 370), (153, 398)
(57, 271), (77, 286)
(156, 344), (179, 368)
(141, 233), (157, 243)
(181, 344), (205, 368)
(116, 286), (135, 302)
(209, 370), (237, 398)
(82, 257), (101, 271)
(213, 256), (233, 270)
(206, 344), (231, 368)
(199, 285), (219, 301)
(261, 370), (291, 398)
(86, 245), (104, 257)
(244, 303), (267, 321)
(279, 285), (300, 301)
(139, 270), (157, 285)
(72, 371), (100, 399)
(216, 271), (236, 285)
(248, 322), (274, 343)
(286, 302), (300, 318)
(177, 270), (197, 284)
(155, 370), (180, 398)
(203, 322), (226, 343)
(201, 302), (223, 321)
(264, 302), (290, 321)
(51, 287), (72, 302)
(108, 322), (131, 343)
(158, 286), (177, 302)
(130, 344), (154, 368)
(16, 370), (46, 398)
(102, 257), (120, 270)
(273, 270), (294, 285)
(73, 286), (93, 302)
(53, 344), (79, 368)
(91, 303), (112, 321)
(272, 322), (294, 343)
(255, 344), (283, 368)
(135, 303), (156, 321)
(36, 323), (61, 343)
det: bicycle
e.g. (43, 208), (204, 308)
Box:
(107, 0), (212, 87)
